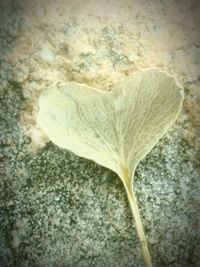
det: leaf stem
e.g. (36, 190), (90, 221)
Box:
(120, 164), (152, 267)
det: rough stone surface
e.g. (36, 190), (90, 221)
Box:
(0, 0), (199, 267)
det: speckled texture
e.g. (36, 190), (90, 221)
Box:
(0, 0), (199, 267)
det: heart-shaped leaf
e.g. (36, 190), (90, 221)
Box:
(37, 68), (183, 267)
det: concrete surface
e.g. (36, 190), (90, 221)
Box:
(0, 0), (199, 266)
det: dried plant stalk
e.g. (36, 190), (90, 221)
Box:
(120, 164), (152, 267)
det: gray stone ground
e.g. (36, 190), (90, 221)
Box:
(0, 0), (199, 267)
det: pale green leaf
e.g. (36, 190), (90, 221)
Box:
(37, 68), (183, 267)
(37, 68), (183, 178)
